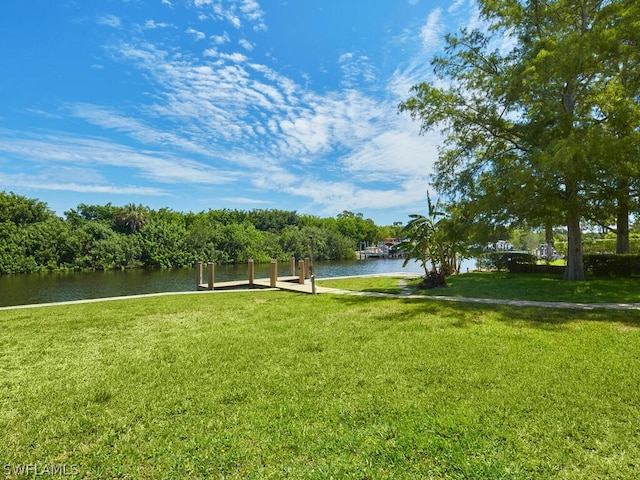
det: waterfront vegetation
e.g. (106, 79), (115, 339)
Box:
(0, 191), (396, 274)
(2, 280), (640, 479)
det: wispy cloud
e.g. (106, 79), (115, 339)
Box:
(96, 13), (122, 29)
(186, 27), (206, 41)
(211, 32), (230, 44)
(143, 20), (173, 29)
(194, 0), (266, 31)
(86, 14), (438, 213)
(2, 1), (462, 218)
(238, 38), (254, 51)
(420, 8), (444, 49)
(0, 173), (167, 196)
(338, 52), (377, 88)
(0, 129), (239, 187)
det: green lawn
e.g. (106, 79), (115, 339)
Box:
(320, 272), (640, 304)
(317, 275), (407, 294)
(2, 289), (640, 478)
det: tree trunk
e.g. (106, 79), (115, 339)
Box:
(564, 207), (585, 281)
(616, 179), (630, 254)
(545, 223), (554, 263)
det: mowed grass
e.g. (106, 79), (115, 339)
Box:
(318, 272), (640, 304)
(409, 272), (640, 303)
(2, 290), (640, 479)
(317, 275), (407, 294)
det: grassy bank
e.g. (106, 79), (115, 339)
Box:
(2, 289), (640, 478)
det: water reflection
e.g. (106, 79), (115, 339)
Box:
(0, 258), (475, 307)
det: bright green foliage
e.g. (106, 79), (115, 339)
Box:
(0, 192), (72, 274)
(399, 195), (466, 278)
(336, 210), (379, 245)
(400, 0), (640, 280)
(0, 192), (385, 273)
(400, 196), (446, 276)
(0, 191), (53, 225)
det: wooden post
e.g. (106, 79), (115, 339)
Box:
(207, 262), (215, 290)
(290, 256), (296, 276)
(298, 259), (305, 284)
(248, 259), (254, 287)
(270, 259), (278, 287)
(304, 257), (310, 279)
(196, 261), (203, 287)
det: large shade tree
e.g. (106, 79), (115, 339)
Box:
(400, 0), (640, 280)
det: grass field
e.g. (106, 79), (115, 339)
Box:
(2, 283), (640, 478)
(319, 272), (640, 304)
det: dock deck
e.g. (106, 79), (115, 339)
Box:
(197, 276), (336, 294)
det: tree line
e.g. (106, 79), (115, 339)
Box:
(0, 191), (401, 275)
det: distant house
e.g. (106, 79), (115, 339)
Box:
(486, 240), (514, 252)
(536, 243), (559, 260)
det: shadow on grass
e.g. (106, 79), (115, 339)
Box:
(404, 272), (640, 305)
(323, 292), (640, 331)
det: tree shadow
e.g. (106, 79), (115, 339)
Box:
(323, 293), (640, 331)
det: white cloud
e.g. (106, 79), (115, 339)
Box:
(0, 129), (239, 187)
(337, 53), (377, 87)
(420, 9), (444, 49)
(238, 38), (254, 51)
(0, 173), (167, 196)
(144, 20), (172, 29)
(219, 52), (247, 62)
(96, 14), (122, 29)
(25, 2), (452, 215)
(186, 27), (206, 41)
(211, 32), (230, 44)
(193, 0), (266, 30)
(341, 127), (439, 183)
(448, 0), (466, 13)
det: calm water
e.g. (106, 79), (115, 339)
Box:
(0, 258), (476, 307)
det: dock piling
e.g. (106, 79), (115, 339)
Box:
(290, 256), (296, 276)
(196, 261), (203, 287)
(207, 262), (215, 290)
(270, 259), (278, 287)
(248, 259), (254, 287)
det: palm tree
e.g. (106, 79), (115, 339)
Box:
(115, 204), (148, 234)
(399, 195), (446, 274)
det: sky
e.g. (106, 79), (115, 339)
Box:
(0, 0), (478, 226)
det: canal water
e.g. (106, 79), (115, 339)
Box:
(0, 258), (477, 308)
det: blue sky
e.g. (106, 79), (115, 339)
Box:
(0, 0), (477, 225)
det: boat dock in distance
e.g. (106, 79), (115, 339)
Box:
(356, 240), (405, 260)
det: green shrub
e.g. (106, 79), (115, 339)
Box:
(583, 254), (640, 277)
(478, 252), (537, 272)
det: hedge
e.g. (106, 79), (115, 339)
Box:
(583, 254), (640, 277)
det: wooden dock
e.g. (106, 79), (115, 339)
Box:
(195, 259), (343, 295)
(197, 276), (335, 294)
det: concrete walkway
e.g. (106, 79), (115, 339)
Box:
(2, 272), (640, 311)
